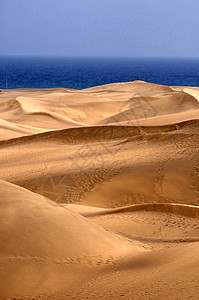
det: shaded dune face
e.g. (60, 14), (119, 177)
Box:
(0, 81), (199, 299)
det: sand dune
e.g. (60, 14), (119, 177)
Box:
(0, 81), (198, 140)
(0, 120), (198, 206)
(0, 179), (144, 298)
(0, 81), (199, 299)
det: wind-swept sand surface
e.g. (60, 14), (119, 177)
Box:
(0, 81), (199, 299)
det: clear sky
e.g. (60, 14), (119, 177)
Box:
(0, 0), (199, 57)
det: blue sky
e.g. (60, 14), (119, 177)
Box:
(0, 0), (199, 57)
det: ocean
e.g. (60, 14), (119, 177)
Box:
(0, 56), (199, 90)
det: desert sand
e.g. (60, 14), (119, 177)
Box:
(0, 81), (199, 299)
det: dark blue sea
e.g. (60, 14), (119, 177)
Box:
(0, 56), (199, 90)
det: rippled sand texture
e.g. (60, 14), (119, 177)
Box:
(0, 81), (199, 299)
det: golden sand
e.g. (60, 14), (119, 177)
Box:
(0, 81), (199, 299)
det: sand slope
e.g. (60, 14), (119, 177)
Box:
(0, 120), (198, 207)
(0, 179), (143, 298)
(0, 81), (199, 299)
